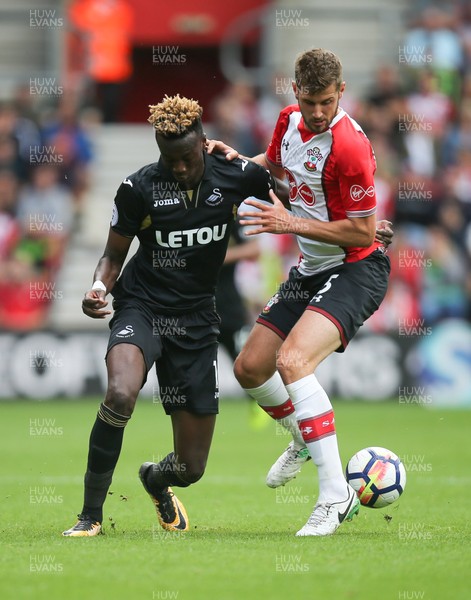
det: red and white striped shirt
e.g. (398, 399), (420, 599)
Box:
(266, 105), (381, 275)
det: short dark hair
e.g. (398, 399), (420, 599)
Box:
(295, 48), (343, 94)
(148, 94), (203, 138)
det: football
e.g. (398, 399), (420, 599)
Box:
(346, 446), (406, 508)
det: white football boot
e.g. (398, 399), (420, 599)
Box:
(296, 484), (360, 537)
(266, 441), (311, 488)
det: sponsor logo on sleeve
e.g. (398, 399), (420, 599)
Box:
(111, 202), (118, 226)
(350, 184), (374, 201)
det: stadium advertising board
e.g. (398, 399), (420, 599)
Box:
(1, 320), (469, 406)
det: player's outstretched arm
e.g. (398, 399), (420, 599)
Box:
(240, 190), (376, 247)
(82, 228), (133, 319)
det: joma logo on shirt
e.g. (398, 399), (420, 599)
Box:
(153, 198), (181, 207)
(155, 224), (227, 248)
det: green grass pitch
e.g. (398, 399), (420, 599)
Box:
(1, 398), (470, 600)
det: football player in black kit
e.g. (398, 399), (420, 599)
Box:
(62, 95), (280, 536)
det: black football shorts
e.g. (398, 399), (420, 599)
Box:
(107, 302), (220, 414)
(257, 249), (390, 352)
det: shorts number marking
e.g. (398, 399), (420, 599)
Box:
(213, 359), (220, 399)
(311, 274), (339, 303)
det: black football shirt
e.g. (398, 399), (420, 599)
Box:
(110, 152), (274, 314)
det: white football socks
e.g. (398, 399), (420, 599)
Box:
(285, 373), (347, 502)
(244, 371), (305, 449)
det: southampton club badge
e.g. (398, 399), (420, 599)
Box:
(304, 147), (323, 172)
(262, 292), (280, 315)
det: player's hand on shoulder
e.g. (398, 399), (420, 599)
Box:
(82, 289), (111, 319)
(205, 139), (239, 161)
(375, 220), (394, 249)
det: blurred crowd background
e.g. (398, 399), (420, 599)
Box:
(0, 0), (469, 348)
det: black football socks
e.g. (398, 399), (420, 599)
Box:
(81, 403), (130, 523)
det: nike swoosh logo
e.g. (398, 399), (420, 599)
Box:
(175, 506), (187, 530)
(338, 491), (356, 523)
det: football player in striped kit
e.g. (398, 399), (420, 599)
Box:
(208, 48), (393, 536)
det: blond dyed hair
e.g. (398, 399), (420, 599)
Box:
(148, 94), (203, 137)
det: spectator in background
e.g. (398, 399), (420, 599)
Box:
(406, 70), (454, 136)
(0, 101), (41, 166)
(256, 74), (287, 149)
(0, 135), (27, 182)
(41, 93), (93, 213)
(210, 81), (263, 157)
(359, 65), (406, 223)
(0, 168), (52, 330)
(0, 170), (20, 262)
(360, 64), (406, 160)
(394, 167), (443, 227)
(403, 6), (463, 102)
(17, 164), (75, 270)
(366, 229), (422, 333)
(0, 237), (52, 331)
(12, 83), (42, 126)
(403, 70), (454, 177)
(371, 1), (471, 335)
(443, 77), (471, 166)
(421, 225), (469, 322)
(456, 0), (471, 72)
(68, 0), (134, 123)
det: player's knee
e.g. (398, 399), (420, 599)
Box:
(234, 353), (273, 389)
(234, 353), (262, 388)
(104, 385), (137, 417)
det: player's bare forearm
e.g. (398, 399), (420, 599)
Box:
(92, 255), (123, 293)
(239, 190), (375, 247)
(82, 256), (124, 319)
(94, 229), (132, 289)
(249, 153), (268, 167)
(82, 228), (133, 319)
(289, 214), (375, 247)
